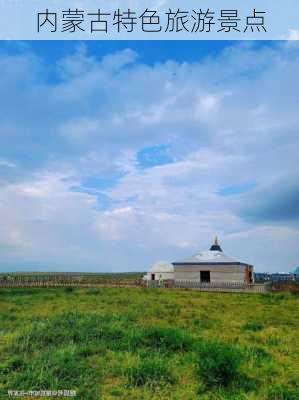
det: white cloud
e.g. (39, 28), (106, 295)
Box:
(287, 29), (299, 40)
(0, 42), (298, 272)
(101, 48), (138, 71)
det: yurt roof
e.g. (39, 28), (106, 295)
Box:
(173, 237), (252, 267)
(150, 261), (174, 273)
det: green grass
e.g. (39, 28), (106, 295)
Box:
(131, 325), (194, 352)
(195, 340), (246, 390)
(0, 287), (298, 399)
(242, 321), (264, 332)
(126, 356), (176, 388)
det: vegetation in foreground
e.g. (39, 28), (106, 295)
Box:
(0, 288), (298, 400)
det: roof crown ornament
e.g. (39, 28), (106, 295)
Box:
(210, 236), (223, 252)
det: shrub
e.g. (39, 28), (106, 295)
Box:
(126, 357), (176, 387)
(196, 340), (245, 389)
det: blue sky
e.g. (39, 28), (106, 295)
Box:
(0, 40), (252, 64)
(0, 40), (298, 273)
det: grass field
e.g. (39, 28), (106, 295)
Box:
(0, 288), (298, 400)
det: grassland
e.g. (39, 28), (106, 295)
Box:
(0, 288), (298, 400)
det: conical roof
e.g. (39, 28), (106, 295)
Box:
(210, 236), (222, 252)
(173, 237), (252, 267)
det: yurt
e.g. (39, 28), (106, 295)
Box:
(143, 261), (174, 281)
(173, 237), (254, 285)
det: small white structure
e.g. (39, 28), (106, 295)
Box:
(143, 261), (174, 281)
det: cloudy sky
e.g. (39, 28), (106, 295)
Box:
(0, 40), (298, 273)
